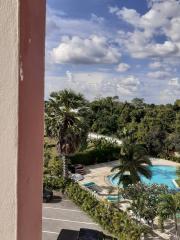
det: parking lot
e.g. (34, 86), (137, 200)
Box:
(42, 195), (102, 240)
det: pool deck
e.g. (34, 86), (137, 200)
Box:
(80, 158), (180, 191)
(150, 157), (180, 167)
(79, 159), (180, 240)
(80, 161), (119, 193)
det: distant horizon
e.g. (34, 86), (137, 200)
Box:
(45, 88), (180, 106)
(46, 0), (180, 104)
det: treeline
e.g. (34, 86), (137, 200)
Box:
(83, 97), (180, 159)
(45, 90), (180, 160)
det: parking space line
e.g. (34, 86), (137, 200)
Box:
(43, 230), (59, 235)
(43, 217), (98, 225)
(43, 206), (82, 212)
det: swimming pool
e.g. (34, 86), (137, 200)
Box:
(108, 165), (179, 190)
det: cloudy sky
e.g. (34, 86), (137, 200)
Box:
(46, 0), (180, 103)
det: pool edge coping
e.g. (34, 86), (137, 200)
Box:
(172, 179), (180, 189)
(107, 165), (179, 190)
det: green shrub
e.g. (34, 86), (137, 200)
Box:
(46, 156), (63, 176)
(69, 146), (120, 165)
(43, 175), (65, 190)
(64, 180), (145, 240)
(43, 176), (146, 239)
(168, 156), (180, 163)
(154, 152), (180, 163)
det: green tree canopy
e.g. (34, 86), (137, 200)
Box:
(111, 142), (152, 186)
(45, 90), (89, 178)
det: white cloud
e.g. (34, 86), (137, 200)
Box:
(46, 5), (67, 17)
(109, 6), (119, 14)
(46, 5), (111, 45)
(111, 0), (180, 59)
(151, 41), (177, 56)
(116, 63), (130, 72)
(51, 35), (121, 64)
(164, 17), (180, 42)
(116, 76), (140, 95)
(149, 59), (178, 73)
(149, 61), (163, 69)
(46, 2), (180, 104)
(115, 0), (180, 33)
(104, 75), (140, 96)
(160, 88), (180, 103)
(168, 77), (180, 87)
(46, 72), (108, 100)
(117, 30), (178, 59)
(147, 71), (171, 79)
(66, 71), (73, 82)
(159, 76), (180, 103)
(115, 7), (140, 26)
(46, 17), (104, 40)
(90, 13), (104, 24)
(45, 72), (141, 100)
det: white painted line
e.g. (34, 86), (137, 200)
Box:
(43, 217), (98, 225)
(43, 230), (59, 235)
(44, 206), (82, 213)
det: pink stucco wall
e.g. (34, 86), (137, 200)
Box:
(17, 1), (46, 240)
(0, 1), (19, 239)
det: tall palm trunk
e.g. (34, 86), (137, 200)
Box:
(62, 155), (68, 179)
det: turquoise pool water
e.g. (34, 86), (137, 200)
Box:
(108, 165), (178, 190)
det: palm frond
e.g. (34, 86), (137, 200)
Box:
(138, 165), (152, 179)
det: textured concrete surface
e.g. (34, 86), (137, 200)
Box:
(80, 159), (180, 190)
(0, 1), (19, 239)
(0, 1), (45, 239)
(42, 195), (102, 240)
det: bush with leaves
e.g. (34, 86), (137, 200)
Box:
(43, 176), (148, 239)
(167, 156), (180, 163)
(121, 183), (169, 227)
(44, 142), (53, 168)
(64, 181), (146, 240)
(46, 156), (63, 176)
(43, 175), (66, 190)
(69, 145), (120, 165)
(157, 192), (180, 237)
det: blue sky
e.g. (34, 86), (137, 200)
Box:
(46, 0), (180, 103)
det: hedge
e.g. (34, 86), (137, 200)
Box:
(69, 146), (120, 165)
(55, 179), (146, 240)
(43, 175), (66, 191)
(168, 156), (180, 163)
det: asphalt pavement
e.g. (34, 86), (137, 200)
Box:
(42, 194), (102, 240)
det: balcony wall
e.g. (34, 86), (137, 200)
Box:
(0, 1), (45, 239)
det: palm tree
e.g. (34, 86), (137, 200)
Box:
(158, 193), (180, 239)
(45, 89), (88, 178)
(111, 143), (152, 188)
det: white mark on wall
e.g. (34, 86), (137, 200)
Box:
(20, 60), (24, 81)
(28, 38), (32, 44)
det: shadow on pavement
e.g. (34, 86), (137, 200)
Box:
(50, 196), (62, 203)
